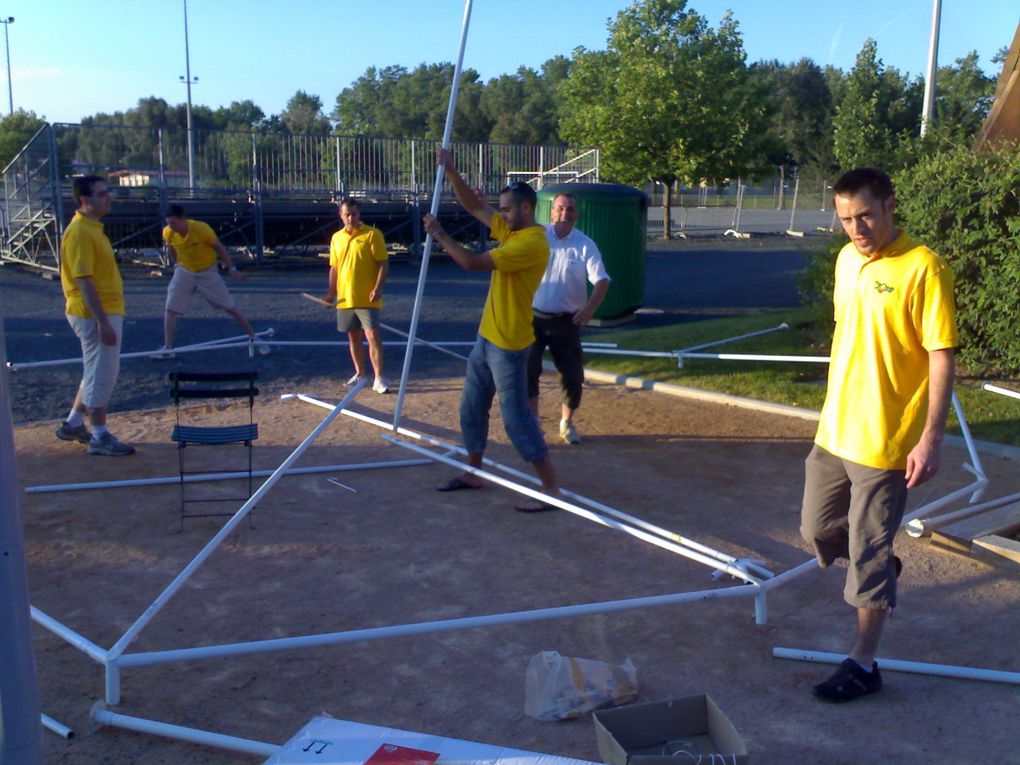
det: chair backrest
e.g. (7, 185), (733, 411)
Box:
(169, 371), (259, 408)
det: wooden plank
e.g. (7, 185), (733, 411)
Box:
(972, 534), (1020, 571)
(930, 502), (1020, 554)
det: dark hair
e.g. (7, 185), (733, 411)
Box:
(832, 167), (895, 202)
(500, 180), (537, 209)
(72, 175), (105, 206)
(339, 197), (359, 210)
(166, 203), (186, 218)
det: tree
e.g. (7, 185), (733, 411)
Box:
(832, 39), (923, 170)
(279, 90), (330, 135)
(751, 58), (835, 174)
(0, 109), (46, 167)
(559, 0), (770, 237)
(932, 51), (996, 141)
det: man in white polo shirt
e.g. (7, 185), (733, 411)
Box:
(528, 192), (610, 444)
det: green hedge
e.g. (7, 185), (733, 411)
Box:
(799, 141), (1020, 375)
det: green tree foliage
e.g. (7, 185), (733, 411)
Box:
(751, 58), (835, 174)
(932, 51), (996, 141)
(0, 109), (46, 167)
(558, 0), (770, 235)
(480, 57), (571, 144)
(332, 63), (489, 141)
(895, 141), (1020, 375)
(280, 90), (330, 135)
(833, 39), (923, 170)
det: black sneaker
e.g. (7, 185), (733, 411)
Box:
(56, 421), (91, 444)
(812, 658), (882, 702)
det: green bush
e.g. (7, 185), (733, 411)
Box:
(896, 141), (1020, 375)
(799, 141), (1020, 375)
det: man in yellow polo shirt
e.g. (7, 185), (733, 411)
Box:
(423, 149), (560, 513)
(802, 167), (957, 702)
(55, 175), (134, 456)
(324, 197), (390, 393)
(149, 204), (268, 359)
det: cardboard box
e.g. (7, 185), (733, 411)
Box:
(593, 695), (748, 765)
(263, 715), (602, 765)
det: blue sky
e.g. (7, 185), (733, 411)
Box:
(8, 0), (1017, 124)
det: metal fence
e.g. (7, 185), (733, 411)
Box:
(1, 123), (598, 270)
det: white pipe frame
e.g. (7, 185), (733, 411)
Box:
(393, 0), (474, 428)
(773, 647), (1020, 686)
(6, 328), (275, 371)
(983, 383), (1020, 402)
(24, 459), (430, 495)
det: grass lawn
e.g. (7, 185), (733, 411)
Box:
(585, 308), (1020, 448)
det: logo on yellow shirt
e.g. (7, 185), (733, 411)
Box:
(873, 280), (895, 294)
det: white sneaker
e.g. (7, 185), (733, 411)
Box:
(560, 419), (581, 444)
(345, 374), (365, 386)
(255, 339), (272, 356)
(372, 377), (391, 394)
(149, 345), (175, 360)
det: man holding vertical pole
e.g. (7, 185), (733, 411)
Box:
(424, 149), (561, 512)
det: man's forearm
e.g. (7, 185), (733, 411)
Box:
(76, 277), (108, 323)
(922, 348), (955, 442)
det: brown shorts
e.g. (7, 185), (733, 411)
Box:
(800, 444), (908, 609)
(166, 265), (235, 314)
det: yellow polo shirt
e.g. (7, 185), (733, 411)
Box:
(60, 212), (125, 317)
(479, 215), (549, 351)
(328, 224), (388, 309)
(163, 219), (219, 272)
(815, 233), (958, 469)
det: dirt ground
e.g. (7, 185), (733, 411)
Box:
(15, 373), (1020, 765)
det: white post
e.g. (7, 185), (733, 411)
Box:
(0, 311), (44, 762)
(393, 0), (474, 429)
(920, 0), (942, 137)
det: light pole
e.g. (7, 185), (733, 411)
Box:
(180, 0), (197, 188)
(1, 16), (14, 115)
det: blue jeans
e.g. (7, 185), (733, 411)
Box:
(460, 335), (549, 464)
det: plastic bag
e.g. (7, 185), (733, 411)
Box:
(524, 650), (638, 721)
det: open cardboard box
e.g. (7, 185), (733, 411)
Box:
(593, 695), (748, 765)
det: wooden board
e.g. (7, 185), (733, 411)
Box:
(931, 502), (1020, 556)
(972, 534), (1020, 571)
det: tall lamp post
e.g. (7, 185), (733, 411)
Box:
(180, 0), (197, 188)
(1, 16), (14, 115)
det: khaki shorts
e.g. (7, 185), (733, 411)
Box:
(67, 313), (123, 409)
(166, 265), (235, 314)
(336, 308), (380, 332)
(800, 444), (908, 609)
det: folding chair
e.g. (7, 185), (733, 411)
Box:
(169, 371), (259, 531)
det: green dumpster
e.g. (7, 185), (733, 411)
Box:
(536, 183), (648, 323)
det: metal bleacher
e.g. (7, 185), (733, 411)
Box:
(0, 124), (599, 272)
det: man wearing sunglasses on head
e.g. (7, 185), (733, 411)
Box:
(424, 150), (561, 513)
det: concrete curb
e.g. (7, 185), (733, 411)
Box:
(580, 366), (1020, 462)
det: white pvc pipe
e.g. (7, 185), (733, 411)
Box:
(91, 706), (279, 758)
(381, 322), (469, 362)
(984, 383), (1020, 401)
(117, 582), (758, 669)
(772, 647), (1020, 685)
(6, 329), (274, 371)
(678, 323), (789, 355)
(680, 352), (830, 364)
(30, 606), (108, 663)
(394, 0), (474, 429)
(106, 381), (366, 672)
(24, 459), (430, 494)
(290, 393), (768, 578)
(382, 433), (762, 584)
(906, 489), (1020, 538)
(41, 714), (73, 739)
